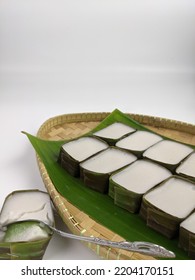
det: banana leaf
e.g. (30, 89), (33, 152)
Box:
(179, 212), (195, 259)
(189, 235), (195, 259)
(0, 237), (51, 260)
(179, 228), (195, 259)
(23, 109), (195, 259)
(92, 122), (136, 145)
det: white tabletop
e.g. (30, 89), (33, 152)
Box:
(0, 0), (195, 260)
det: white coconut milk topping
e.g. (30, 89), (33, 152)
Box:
(111, 160), (171, 194)
(93, 122), (135, 139)
(143, 140), (193, 165)
(80, 148), (137, 173)
(0, 191), (54, 227)
(62, 137), (108, 161)
(144, 177), (195, 219)
(116, 131), (162, 151)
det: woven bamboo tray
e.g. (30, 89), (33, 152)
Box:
(36, 112), (195, 260)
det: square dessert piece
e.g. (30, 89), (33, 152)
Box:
(0, 190), (53, 256)
(179, 212), (195, 259)
(93, 122), (136, 145)
(140, 176), (195, 238)
(58, 137), (109, 176)
(109, 159), (171, 213)
(176, 152), (195, 181)
(80, 147), (137, 193)
(116, 130), (162, 157)
(143, 140), (193, 171)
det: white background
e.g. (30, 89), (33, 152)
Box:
(0, 0), (195, 259)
